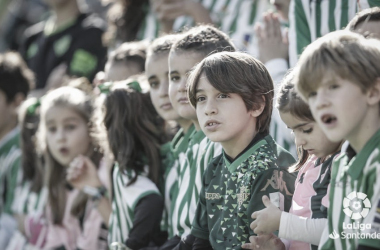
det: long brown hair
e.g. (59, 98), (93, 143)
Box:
(37, 87), (103, 225)
(102, 81), (164, 185)
(276, 71), (315, 172)
(18, 98), (43, 192)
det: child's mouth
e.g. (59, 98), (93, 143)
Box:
(60, 148), (69, 155)
(321, 114), (337, 125)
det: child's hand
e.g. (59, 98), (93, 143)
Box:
(241, 234), (285, 250)
(251, 195), (282, 234)
(66, 155), (102, 190)
(254, 12), (288, 64)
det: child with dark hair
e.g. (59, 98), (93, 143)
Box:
(105, 40), (149, 82)
(68, 80), (167, 249)
(166, 25), (234, 248)
(346, 6), (380, 39)
(187, 51), (296, 249)
(145, 33), (194, 241)
(0, 51), (34, 249)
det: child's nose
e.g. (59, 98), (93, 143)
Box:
(295, 135), (306, 147)
(179, 78), (188, 92)
(56, 128), (66, 141)
(205, 100), (217, 116)
(315, 92), (330, 110)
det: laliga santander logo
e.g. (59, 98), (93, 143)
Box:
(343, 191), (371, 219)
(329, 192), (372, 240)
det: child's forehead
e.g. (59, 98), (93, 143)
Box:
(311, 72), (339, 90)
(169, 51), (205, 71)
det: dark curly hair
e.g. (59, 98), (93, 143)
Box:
(171, 25), (236, 56)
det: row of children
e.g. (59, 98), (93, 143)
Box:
(0, 6), (380, 250)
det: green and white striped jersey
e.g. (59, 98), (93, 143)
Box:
(160, 125), (195, 233)
(319, 129), (380, 250)
(170, 129), (222, 238)
(0, 127), (22, 215)
(12, 184), (47, 215)
(220, 0), (270, 56)
(108, 165), (161, 244)
(288, 0), (380, 67)
(137, 0), (237, 41)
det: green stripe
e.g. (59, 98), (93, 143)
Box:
(295, 0), (312, 56)
(155, 22), (160, 38)
(249, 0), (258, 25)
(368, 0), (380, 7)
(328, 0), (337, 32)
(114, 171), (125, 241)
(137, 10), (148, 41)
(209, 0), (218, 13)
(316, 0), (322, 38)
(4, 157), (21, 214)
(229, 0), (244, 34)
(340, 0), (349, 29)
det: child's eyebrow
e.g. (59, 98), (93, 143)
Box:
(62, 117), (80, 123)
(290, 122), (310, 130)
(147, 75), (157, 81)
(195, 89), (204, 94)
(46, 120), (55, 125)
(169, 70), (179, 75)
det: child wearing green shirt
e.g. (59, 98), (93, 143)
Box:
(187, 51), (296, 249)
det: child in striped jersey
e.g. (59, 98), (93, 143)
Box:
(187, 51), (296, 249)
(5, 98), (48, 250)
(296, 30), (380, 250)
(243, 72), (342, 250)
(0, 51), (34, 249)
(68, 80), (168, 249)
(287, 0), (380, 67)
(145, 34), (194, 242)
(165, 25), (235, 248)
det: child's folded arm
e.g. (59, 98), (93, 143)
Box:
(278, 212), (327, 245)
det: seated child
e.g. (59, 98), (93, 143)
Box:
(295, 30), (380, 250)
(167, 25), (234, 247)
(187, 51), (296, 249)
(104, 40), (149, 82)
(242, 72), (342, 250)
(0, 51), (34, 249)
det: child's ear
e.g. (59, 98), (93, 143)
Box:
(367, 77), (380, 106)
(250, 95), (266, 118)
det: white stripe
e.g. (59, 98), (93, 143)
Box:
(320, 0), (329, 35)
(309, 0), (317, 42)
(335, 0), (342, 30)
(288, 0), (298, 67)
(357, 0), (370, 10)
(332, 160), (345, 250)
(348, 0), (357, 23)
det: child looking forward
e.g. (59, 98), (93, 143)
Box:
(188, 51), (296, 249)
